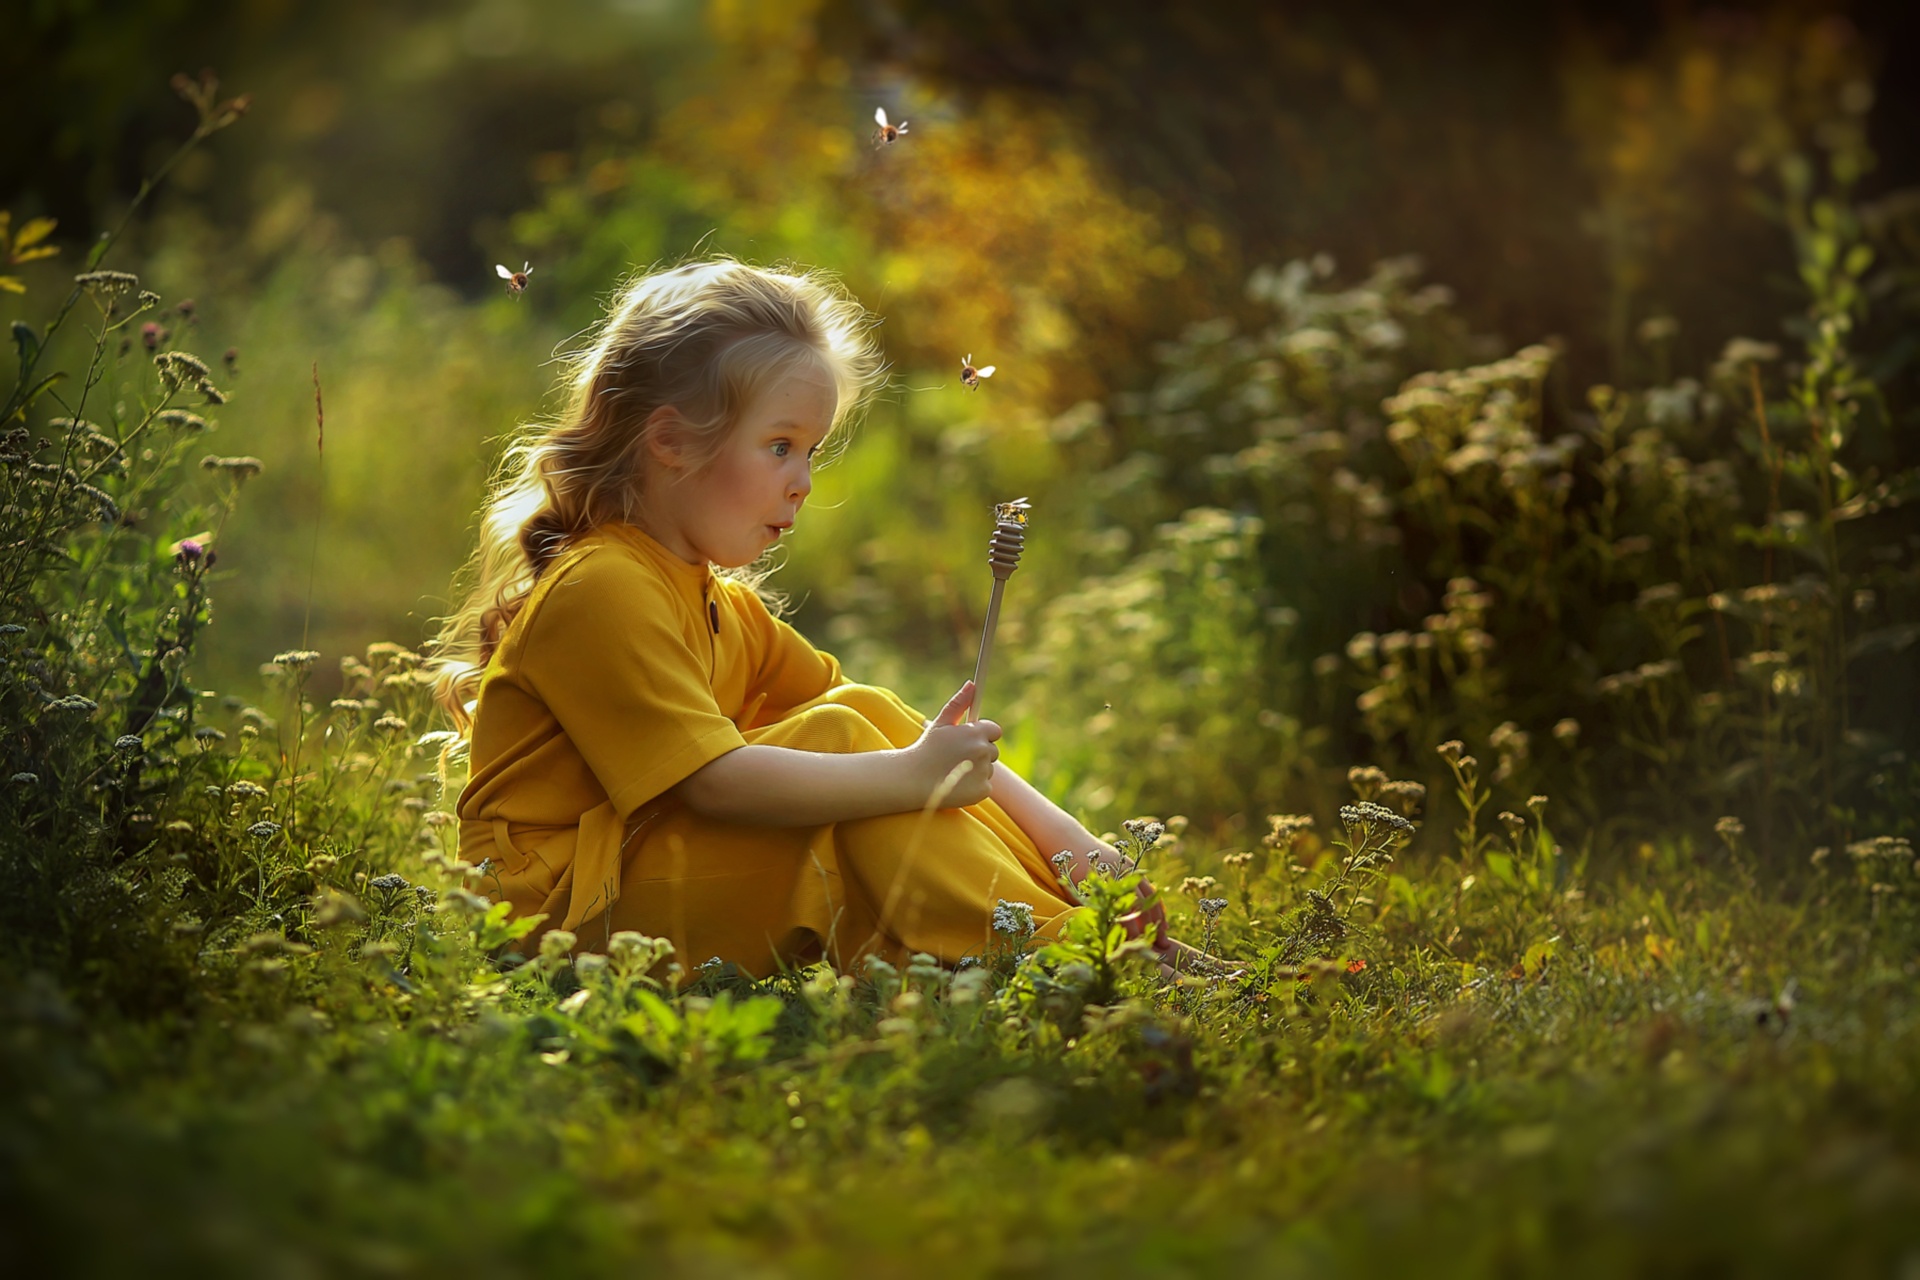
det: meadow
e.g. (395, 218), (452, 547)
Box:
(2, 4), (1918, 1275)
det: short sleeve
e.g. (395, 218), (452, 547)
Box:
(522, 551), (747, 817)
(730, 583), (846, 722)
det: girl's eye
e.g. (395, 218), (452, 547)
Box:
(772, 442), (790, 458)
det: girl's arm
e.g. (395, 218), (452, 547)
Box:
(984, 762), (1122, 886)
(674, 682), (999, 825)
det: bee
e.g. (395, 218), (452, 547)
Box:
(873, 106), (909, 147)
(960, 354), (996, 390)
(495, 261), (533, 296)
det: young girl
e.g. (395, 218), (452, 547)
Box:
(435, 258), (1170, 975)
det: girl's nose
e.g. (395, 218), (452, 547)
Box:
(788, 467), (812, 503)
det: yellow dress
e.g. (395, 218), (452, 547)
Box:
(456, 522), (1082, 975)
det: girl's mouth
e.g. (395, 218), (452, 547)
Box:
(767, 523), (792, 539)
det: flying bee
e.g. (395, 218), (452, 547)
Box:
(960, 354), (996, 390)
(495, 261), (533, 296)
(873, 106), (908, 147)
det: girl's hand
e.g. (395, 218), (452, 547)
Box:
(907, 680), (1000, 808)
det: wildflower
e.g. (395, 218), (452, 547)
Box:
(154, 349), (210, 387)
(114, 734), (143, 752)
(1346, 958), (1368, 973)
(1551, 718), (1580, 745)
(1437, 739), (1465, 763)
(1380, 780), (1426, 815)
(201, 454), (263, 481)
(1637, 316), (1679, 344)
(171, 537), (206, 565)
(991, 899), (1036, 938)
(141, 321), (167, 351)
(9, 772), (37, 785)
(369, 872), (409, 892)
(311, 889), (367, 928)
(422, 811), (456, 828)
(329, 698), (366, 715)
(47, 695), (98, 714)
(246, 820), (282, 841)
(440, 887), (490, 916)
(1223, 851), (1255, 869)
(1809, 847), (1830, 869)
(1717, 337), (1780, 367)
(0, 624), (23, 637)
(1050, 850), (1074, 875)
(1338, 801), (1415, 834)
(157, 409), (207, 432)
(539, 930), (578, 962)
(1347, 764), (1389, 799)
(1499, 811), (1527, 840)
(1198, 897), (1228, 922)
(574, 953), (609, 979)
(1123, 817), (1167, 848)
(373, 714), (409, 734)
(74, 269), (140, 296)
(223, 347), (239, 373)
(1180, 875), (1219, 898)
(1264, 814), (1314, 847)
(272, 649), (319, 669)
(1345, 631), (1378, 663)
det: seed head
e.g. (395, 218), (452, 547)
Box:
(201, 454), (263, 481)
(1338, 801), (1415, 834)
(1263, 813), (1314, 848)
(538, 929), (578, 962)
(1198, 897), (1228, 921)
(75, 269), (140, 296)
(157, 409), (208, 432)
(1499, 810), (1527, 840)
(1551, 718), (1580, 745)
(247, 820), (282, 841)
(1437, 739), (1465, 763)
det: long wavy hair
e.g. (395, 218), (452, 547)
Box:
(431, 258), (885, 729)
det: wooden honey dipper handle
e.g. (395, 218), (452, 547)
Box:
(969, 498), (1030, 723)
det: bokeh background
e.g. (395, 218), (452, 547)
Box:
(5, 0), (1916, 844)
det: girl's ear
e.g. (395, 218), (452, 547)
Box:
(641, 405), (692, 471)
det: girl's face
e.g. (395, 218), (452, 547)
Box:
(646, 355), (839, 568)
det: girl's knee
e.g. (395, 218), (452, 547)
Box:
(816, 683), (924, 746)
(779, 701), (891, 755)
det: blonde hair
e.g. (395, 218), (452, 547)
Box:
(431, 257), (885, 728)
